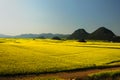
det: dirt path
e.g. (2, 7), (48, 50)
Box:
(0, 67), (120, 80)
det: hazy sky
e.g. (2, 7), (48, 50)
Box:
(0, 0), (120, 35)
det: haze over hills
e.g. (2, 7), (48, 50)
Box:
(0, 33), (69, 38)
(14, 33), (69, 38)
(0, 34), (12, 38)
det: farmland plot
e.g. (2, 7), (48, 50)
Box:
(0, 38), (120, 76)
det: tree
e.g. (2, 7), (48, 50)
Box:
(78, 38), (86, 42)
(52, 36), (61, 40)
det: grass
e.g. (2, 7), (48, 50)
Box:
(0, 38), (120, 76)
(33, 77), (63, 80)
(86, 70), (120, 80)
(0, 76), (63, 80)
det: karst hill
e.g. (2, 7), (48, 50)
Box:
(68, 29), (89, 40)
(68, 27), (120, 42)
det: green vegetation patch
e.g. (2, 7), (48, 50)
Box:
(86, 70), (120, 80)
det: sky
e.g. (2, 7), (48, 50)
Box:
(0, 0), (120, 36)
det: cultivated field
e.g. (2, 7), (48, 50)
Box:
(0, 38), (120, 79)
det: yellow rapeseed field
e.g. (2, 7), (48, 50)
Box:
(0, 38), (120, 75)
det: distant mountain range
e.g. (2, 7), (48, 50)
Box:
(0, 34), (12, 38)
(0, 27), (120, 42)
(0, 33), (69, 38)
